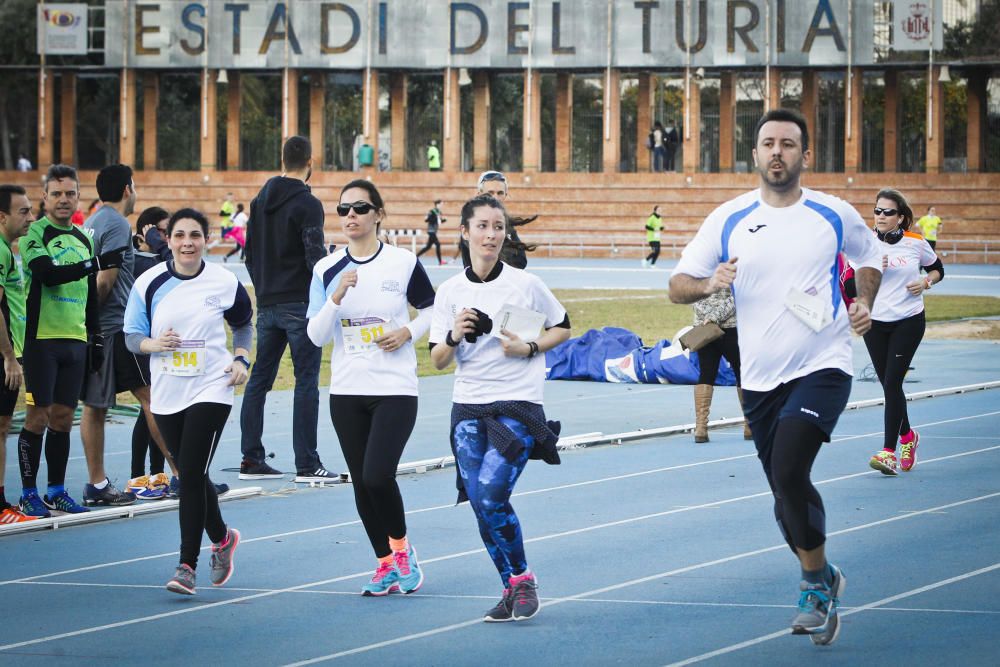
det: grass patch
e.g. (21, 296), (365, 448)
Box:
(62, 289), (1000, 408)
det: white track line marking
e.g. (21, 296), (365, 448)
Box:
(3, 408), (997, 587)
(278, 492), (1000, 666)
(665, 561), (1000, 666)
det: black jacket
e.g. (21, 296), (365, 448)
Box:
(245, 176), (327, 306)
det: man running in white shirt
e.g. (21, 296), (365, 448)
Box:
(669, 109), (882, 646)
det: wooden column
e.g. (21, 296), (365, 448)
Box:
(925, 66), (945, 174)
(199, 70), (218, 171)
(443, 68), (462, 172)
(226, 72), (241, 170)
(801, 71), (819, 165)
(767, 68), (781, 111)
(636, 73), (656, 172)
(142, 73), (159, 170)
(602, 69), (621, 173)
(966, 70), (987, 173)
(521, 69), (542, 173)
(361, 71), (379, 174)
(60, 73), (76, 165)
(472, 71), (490, 172)
(390, 73), (407, 171)
(38, 69), (55, 169)
(119, 69), (137, 166)
(309, 74), (326, 169)
(283, 69), (299, 142)
(682, 77), (700, 173)
(844, 68), (863, 173)
(883, 70), (898, 172)
(719, 72), (736, 172)
(555, 73), (573, 172)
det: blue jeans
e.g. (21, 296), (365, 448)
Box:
(653, 146), (666, 172)
(453, 416), (534, 588)
(240, 302), (322, 472)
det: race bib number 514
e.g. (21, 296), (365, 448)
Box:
(159, 340), (207, 376)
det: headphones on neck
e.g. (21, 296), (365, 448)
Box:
(875, 224), (904, 244)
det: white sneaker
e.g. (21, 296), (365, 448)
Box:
(641, 259), (649, 268)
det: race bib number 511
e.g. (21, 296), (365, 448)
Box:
(341, 317), (392, 355)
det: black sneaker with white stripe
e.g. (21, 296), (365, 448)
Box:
(294, 466), (338, 483)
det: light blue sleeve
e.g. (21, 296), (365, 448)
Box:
(123, 284), (150, 337)
(306, 269), (327, 319)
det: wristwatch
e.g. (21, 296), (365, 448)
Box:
(234, 355), (252, 370)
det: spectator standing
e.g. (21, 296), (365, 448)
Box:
(240, 136), (334, 483)
(0, 185), (36, 523)
(651, 121), (667, 172)
(663, 119), (680, 172)
(427, 140), (441, 171)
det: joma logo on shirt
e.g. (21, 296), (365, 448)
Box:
(204, 296), (221, 308)
(381, 280), (401, 293)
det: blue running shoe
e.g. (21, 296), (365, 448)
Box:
(392, 545), (424, 594)
(43, 491), (90, 514)
(19, 491), (51, 518)
(792, 564), (846, 646)
(362, 561), (400, 597)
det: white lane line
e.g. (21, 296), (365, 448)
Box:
(665, 561), (1000, 667)
(4, 408), (997, 587)
(1, 452), (997, 656)
(278, 492), (1000, 666)
(22, 580), (1000, 617)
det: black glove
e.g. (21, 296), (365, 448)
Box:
(464, 308), (494, 344)
(87, 334), (106, 372)
(95, 247), (128, 271)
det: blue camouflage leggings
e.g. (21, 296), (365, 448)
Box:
(453, 417), (534, 588)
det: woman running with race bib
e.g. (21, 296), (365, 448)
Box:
(307, 180), (435, 596)
(124, 208), (252, 595)
(863, 189), (943, 475)
(430, 194), (571, 622)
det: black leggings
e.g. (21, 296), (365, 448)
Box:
(131, 411), (165, 478)
(646, 241), (661, 264)
(155, 403), (230, 568)
(863, 311), (925, 451)
(758, 418), (828, 553)
(416, 232), (442, 263)
(330, 395), (418, 558)
(697, 326), (741, 385)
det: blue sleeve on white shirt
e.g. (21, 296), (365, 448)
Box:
(123, 284), (150, 337)
(224, 282), (253, 328)
(306, 267), (328, 319)
(406, 260), (435, 309)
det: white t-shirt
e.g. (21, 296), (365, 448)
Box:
(231, 211), (248, 228)
(430, 263), (567, 404)
(865, 231), (938, 322)
(673, 187), (882, 392)
(124, 261), (253, 414)
(307, 242), (435, 396)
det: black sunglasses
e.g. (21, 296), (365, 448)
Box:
(873, 207), (899, 217)
(337, 201), (376, 216)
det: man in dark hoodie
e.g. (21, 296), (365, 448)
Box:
(239, 136), (334, 483)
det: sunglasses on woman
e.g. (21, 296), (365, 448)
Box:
(337, 201), (376, 216)
(873, 207), (899, 217)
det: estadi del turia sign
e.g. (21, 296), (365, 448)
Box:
(99, 0), (940, 70)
